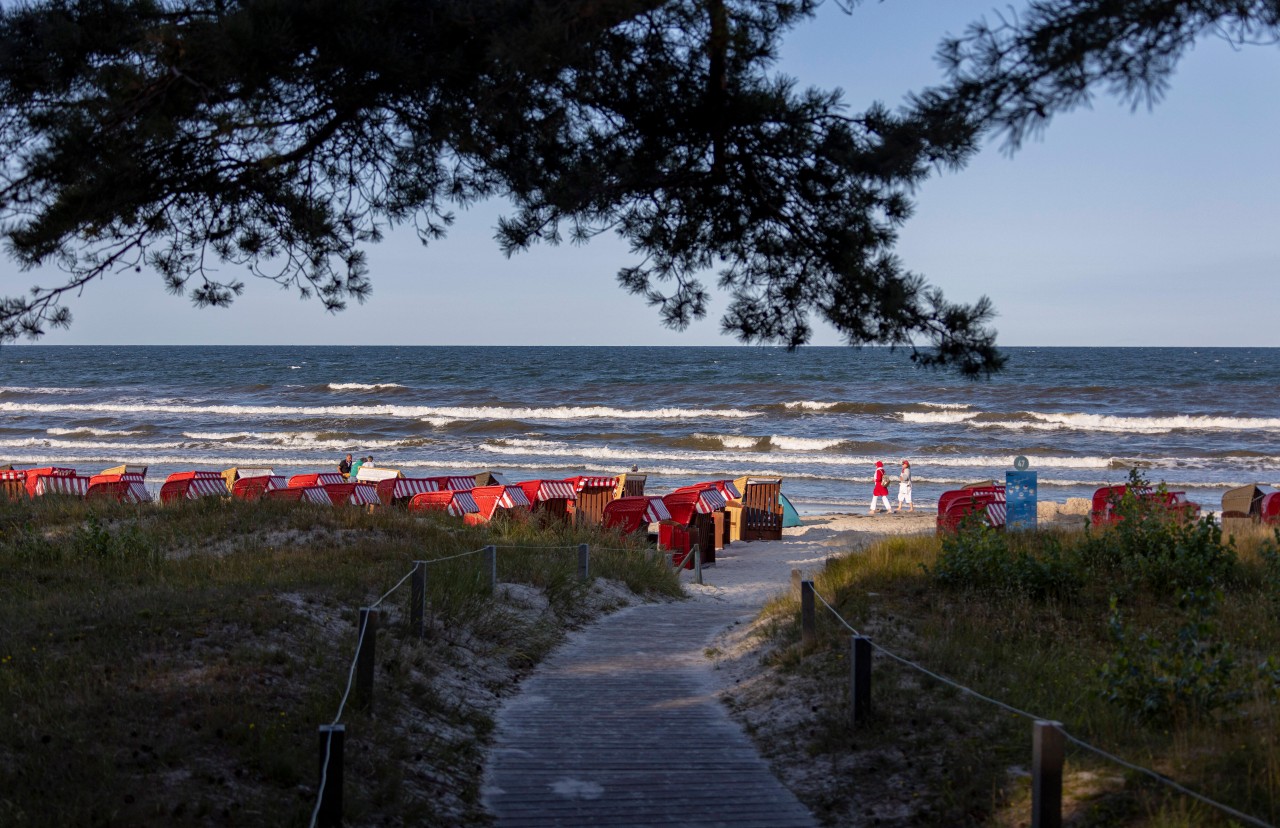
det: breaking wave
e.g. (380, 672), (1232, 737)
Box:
(0, 401), (758, 421)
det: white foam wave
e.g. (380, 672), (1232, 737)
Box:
(900, 411), (979, 425)
(689, 433), (845, 451)
(918, 402), (972, 410)
(47, 427), (145, 437)
(784, 400), (840, 411)
(1024, 412), (1280, 434)
(0, 401), (757, 421)
(328, 383), (406, 391)
(478, 441), (1133, 470)
(0, 385), (82, 395)
(769, 435), (846, 451)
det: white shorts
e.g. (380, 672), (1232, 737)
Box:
(897, 487), (912, 504)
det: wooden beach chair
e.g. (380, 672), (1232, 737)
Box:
(732, 476), (784, 541)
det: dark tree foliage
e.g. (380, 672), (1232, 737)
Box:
(0, 0), (1005, 374)
(917, 0), (1280, 152)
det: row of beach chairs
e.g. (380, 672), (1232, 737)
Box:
(932, 481), (1280, 532)
(0, 464), (791, 566)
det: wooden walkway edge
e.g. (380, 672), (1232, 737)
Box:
(483, 600), (817, 827)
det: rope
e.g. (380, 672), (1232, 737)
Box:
(371, 567), (416, 610)
(1060, 732), (1274, 828)
(309, 611), (373, 828)
(420, 546), (489, 564)
(808, 585), (1273, 827)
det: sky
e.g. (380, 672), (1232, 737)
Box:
(5, 1), (1278, 347)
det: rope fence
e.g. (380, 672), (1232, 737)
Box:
(801, 580), (1273, 828)
(305, 539), (672, 828)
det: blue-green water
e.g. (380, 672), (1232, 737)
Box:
(1, 345), (1277, 511)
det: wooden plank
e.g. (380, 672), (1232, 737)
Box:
(484, 602), (817, 827)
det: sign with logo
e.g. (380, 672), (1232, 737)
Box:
(1006, 467), (1037, 530)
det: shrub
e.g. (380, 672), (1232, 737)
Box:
(1098, 590), (1240, 723)
(928, 522), (1081, 602)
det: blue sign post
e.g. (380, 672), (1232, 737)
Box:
(1006, 456), (1037, 531)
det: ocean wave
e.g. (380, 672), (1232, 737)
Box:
(1024, 412), (1280, 434)
(784, 400), (841, 411)
(688, 432), (847, 451)
(46, 427), (147, 437)
(477, 440), (1140, 470)
(0, 385), (84, 395)
(919, 402), (973, 410)
(904, 409), (1280, 434)
(328, 383), (407, 391)
(900, 411), (980, 425)
(0, 401), (757, 421)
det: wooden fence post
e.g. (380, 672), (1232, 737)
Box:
(791, 568), (801, 599)
(577, 543), (590, 581)
(354, 608), (379, 712)
(316, 724), (345, 828)
(484, 545), (497, 593)
(801, 580), (816, 648)
(850, 635), (871, 726)
(1032, 720), (1064, 828)
(692, 543), (703, 585)
(410, 561), (426, 639)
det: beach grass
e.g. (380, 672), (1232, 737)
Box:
(0, 496), (680, 826)
(751, 515), (1280, 826)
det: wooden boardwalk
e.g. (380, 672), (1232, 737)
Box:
(483, 599), (817, 827)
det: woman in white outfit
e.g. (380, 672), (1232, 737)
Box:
(895, 459), (913, 512)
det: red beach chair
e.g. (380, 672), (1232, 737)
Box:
(160, 471), (228, 504)
(470, 484), (533, 522)
(937, 486), (1007, 532)
(663, 485), (728, 565)
(563, 475), (620, 527)
(603, 496), (672, 535)
(87, 464), (151, 504)
(223, 467), (287, 501)
(14, 467), (91, 499)
(515, 480), (578, 523)
(408, 489), (483, 524)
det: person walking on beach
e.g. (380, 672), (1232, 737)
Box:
(339, 453), (353, 480)
(895, 459), (914, 512)
(870, 461), (891, 513)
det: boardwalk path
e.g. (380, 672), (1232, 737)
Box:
(481, 516), (929, 827)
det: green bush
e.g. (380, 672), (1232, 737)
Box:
(1099, 590), (1239, 723)
(927, 522), (1082, 602)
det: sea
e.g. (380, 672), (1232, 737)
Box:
(0, 345), (1276, 514)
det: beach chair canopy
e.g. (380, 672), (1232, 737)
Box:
(423, 475), (476, 492)
(937, 487), (1007, 531)
(355, 466), (402, 482)
(160, 471), (227, 503)
(603, 496), (672, 533)
(22, 467), (89, 498)
(264, 486), (332, 506)
(1262, 492), (1280, 524)
(289, 472), (347, 488)
(694, 479), (741, 500)
(88, 465), (150, 503)
(663, 486), (727, 525)
(517, 480), (578, 502)
(408, 489), (480, 517)
(470, 484), (533, 520)
(1222, 484), (1270, 517)
(475, 470), (509, 487)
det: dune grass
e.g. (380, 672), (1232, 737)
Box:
(753, 511), (1280, 826)
(0, 496), (680, 826)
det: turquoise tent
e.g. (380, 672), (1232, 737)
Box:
(780, 492), (802, 528)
